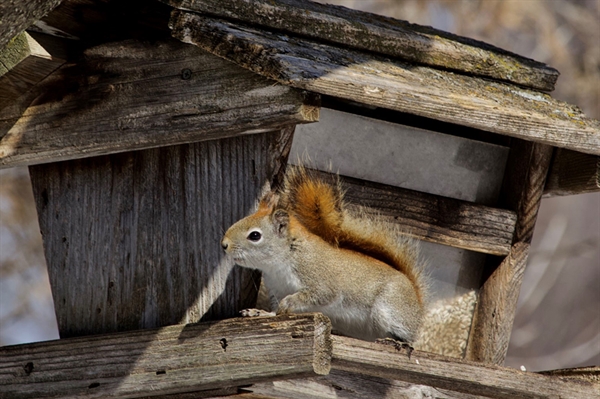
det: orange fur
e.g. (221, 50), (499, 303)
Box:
(280, 166), (425, 305)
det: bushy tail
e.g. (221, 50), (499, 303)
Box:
(280, 166), (425, 305)
(279, 166), (345, 244)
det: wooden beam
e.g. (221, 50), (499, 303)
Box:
(330, 335), (597, 399)
(164, 0), (558, 91)
(0, 314), (332, 399)
(170, 11), (600, 155)
(0, 31), (65, 109)
(314, 170), (517, 256)
(0, 0), (62, 50)
(0, 38), (319, 168)
(466, 242), (529, 365)
(466, 141), (554, 364)
(544, 148), (600, 197)
(28, 130), (294, 338)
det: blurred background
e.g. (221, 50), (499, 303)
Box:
(1, 0), (598, 372)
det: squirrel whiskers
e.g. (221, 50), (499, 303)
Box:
(222, 165), (427, 343)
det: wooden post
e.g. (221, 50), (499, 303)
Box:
(29, 128), (294, 338)
(466, 140), (554, 364)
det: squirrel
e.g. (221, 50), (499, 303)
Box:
(221, 166), (426, 343)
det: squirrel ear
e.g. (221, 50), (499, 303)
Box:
(258, 189), (280, 213)
(272, 209), (289, 237)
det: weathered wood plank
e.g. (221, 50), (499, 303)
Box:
(170, 11), (600, 155)
(0, 31), (65, 109)
(466, 242), (529, 365)
(0, 0), (62, 50)
(544, 149), (600, 197)
(466, 141), (554, 364)
(312, 170), (517, 256)
(28, 130), (293, 338)
(331, 335), (597, 399)
(0, 38), (318, 168)
(0, 314), (332, 399)
(164, 0), (558, 91)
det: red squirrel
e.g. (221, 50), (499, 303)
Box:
(221, 166), (426, 343)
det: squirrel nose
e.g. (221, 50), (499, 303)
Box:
(221, 238), (229, 251)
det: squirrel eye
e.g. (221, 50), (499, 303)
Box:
(247, 231), (262, 242)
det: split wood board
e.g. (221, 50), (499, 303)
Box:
(0, 38), (318, 168)
(0, 314), (332, 399)
(170, 11), (600, 156)
(164, 0), (558, 91)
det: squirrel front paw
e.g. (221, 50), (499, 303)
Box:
(239, 308), (276, 317)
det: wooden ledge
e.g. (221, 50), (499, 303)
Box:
(0, 314), (332, 399)
(331, 335), (598, 399)
(1, 314), (596, 399)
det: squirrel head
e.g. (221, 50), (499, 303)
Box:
(221, 191), (294, 271)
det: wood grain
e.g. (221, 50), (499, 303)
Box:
(0, 314), (332, 399)
(544, 148), (600, 197)
(164, 0), (558, 91)
(170, 11), (600, 155)
(331, 335), (597, 399)
(314, 170), (517, 256)
(0, 0), (62, 50)
(29, 130), (293, 338)
(0, 38), (318, 168)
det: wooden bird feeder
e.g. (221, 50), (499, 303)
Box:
(0, 0), (598, 398)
